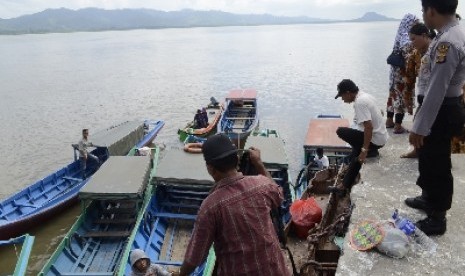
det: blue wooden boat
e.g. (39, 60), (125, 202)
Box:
(0, 120), (164, 240)
(117, 149), (217, 276)
(39, 155), (157, 276)
(217, 89), (259, 146)
(295, 115), (351, 198)
(0, 234), (35, 276)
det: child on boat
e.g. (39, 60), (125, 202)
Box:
(130, 249), (173, 276)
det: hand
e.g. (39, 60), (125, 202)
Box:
(409, 132), (424, 149)
(171, 272), (180, 276)
(358, 150), (368, 163)
(407, 105), (414, 115)
(247, 147), (262, 166)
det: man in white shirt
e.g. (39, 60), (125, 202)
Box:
(332, 79), (389, 195)
(313, 148), (329, 169)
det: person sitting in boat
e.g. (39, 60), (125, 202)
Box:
(193, 108), (208, 129)
(78, 128), (100, 179)
(173, 134), (291, 276)
(200, 107), (209, 127)
(313, 148), (329, 169)
(129, 249), (172, 276)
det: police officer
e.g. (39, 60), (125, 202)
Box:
(406, 0), (465, 235)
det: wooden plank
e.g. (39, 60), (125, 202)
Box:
(82, 231), (130, 238)
(93, 218), (136, 224)
(101, 208), (136, 215)
(153, 212), (197, 220)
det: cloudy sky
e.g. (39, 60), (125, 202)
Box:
(0, 0), (464, 20)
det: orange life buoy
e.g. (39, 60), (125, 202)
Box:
(184, 142), (203, 153)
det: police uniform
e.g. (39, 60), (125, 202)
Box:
(411, 18), (465, 217)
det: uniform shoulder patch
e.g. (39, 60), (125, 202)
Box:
(436, 43), (450, 64)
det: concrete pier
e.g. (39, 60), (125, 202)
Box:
(337, 124), (465, 275)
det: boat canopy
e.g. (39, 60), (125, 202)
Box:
(79, 156), (151, 200)
(304, 118), (352, 151)
(226, 89), (257, 100)
(154, 150), (214, 187)
(244, 136), (288, 169)
(90, 121), (145, 156)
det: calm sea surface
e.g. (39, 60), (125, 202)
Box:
(0, 22), (399, 273)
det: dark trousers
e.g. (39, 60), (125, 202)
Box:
(417, 98), (465, 211)
(336, 127), (384, 188)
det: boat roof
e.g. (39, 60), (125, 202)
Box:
(154, 149), (214, 187)
(79, 156), (151, 200)
(226, 89), (257, 100)
(244, 135), (288, 169)
(304, 118), (351, 150)
(91, 121), (145, 156)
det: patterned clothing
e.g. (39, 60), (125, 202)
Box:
(387, 14), (418, 115)
(405, 48), (423, 108)
(184, 173), (290, 276)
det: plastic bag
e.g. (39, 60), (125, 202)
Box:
(290, 197), (322, 239)
(376, 222), (410, 258)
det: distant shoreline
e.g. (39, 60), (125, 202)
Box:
(0, 8), (398, 35)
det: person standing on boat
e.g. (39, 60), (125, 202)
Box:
(78, 128), (100, 179)
(332, 79), (388, 194)
(173, 134), (291, 276)
(386, 14), (419, 134)
(405, 0), (465, 236)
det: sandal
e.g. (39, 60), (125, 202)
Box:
(400, 150), (417, 158)
(393, 127), (407, 134)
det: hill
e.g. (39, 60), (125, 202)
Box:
(0, 8), (398, 35)
(350, 12), (398, 22)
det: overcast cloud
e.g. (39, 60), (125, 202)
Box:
(0, 0), (463, 20)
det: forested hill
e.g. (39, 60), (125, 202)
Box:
(0, 8), (397, 35)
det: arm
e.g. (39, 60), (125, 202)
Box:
(359, 120), (373, 163)
(177, 209), (214, 276)
(248, 147), (272, 179)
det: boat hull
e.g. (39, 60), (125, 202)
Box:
(178, 105), (223, 143)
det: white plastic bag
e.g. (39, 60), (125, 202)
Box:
(376, 223), (410, 258)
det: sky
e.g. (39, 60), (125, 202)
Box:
(0, 0), (464, 20)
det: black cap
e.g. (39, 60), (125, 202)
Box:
(202, 134), (238, 163)
(335, 79), (359, 99)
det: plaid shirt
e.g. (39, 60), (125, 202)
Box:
(184, 173), (291, 276)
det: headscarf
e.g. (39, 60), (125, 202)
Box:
(393, 13), (419, 51)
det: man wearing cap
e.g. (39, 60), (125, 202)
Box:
(333, 79), (388, 194)
(174, 134), (290, 276)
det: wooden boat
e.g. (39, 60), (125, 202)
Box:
(0, 120), (163, 240)
(178, 98), (224, 143)
(295, 115), (351, 198)
(0, 234), (35, 276)
(39, 155), (157, 276)
(217, 89), (259, 146)
(244, 129), (294, 224)
(285, 167), (352, 276)
(116, 149), (216, 276)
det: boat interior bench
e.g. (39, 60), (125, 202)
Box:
(82, 231), (131, 238)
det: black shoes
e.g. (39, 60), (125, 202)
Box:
(366, 149), (379, 158)
(405, 196), (430, 212)
(416, 217), (447, 236)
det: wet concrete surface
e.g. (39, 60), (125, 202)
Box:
(337, 123), (465, 275)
